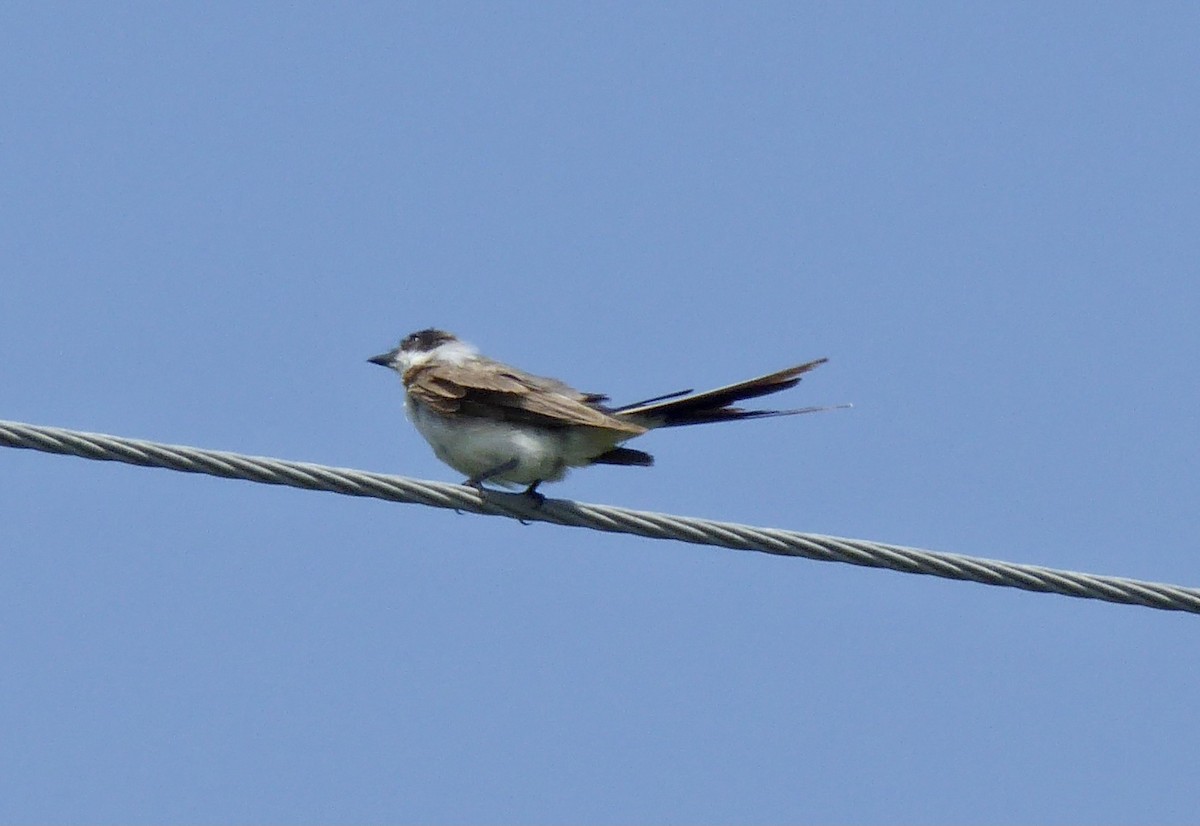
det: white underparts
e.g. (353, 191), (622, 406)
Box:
(405, 396), (626, 486)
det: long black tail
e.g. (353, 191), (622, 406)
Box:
(614, 359), (842, 427)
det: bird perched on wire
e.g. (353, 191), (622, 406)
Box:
(369, 328), (845, 499)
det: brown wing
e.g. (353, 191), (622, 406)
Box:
(404, 361), (646, 435)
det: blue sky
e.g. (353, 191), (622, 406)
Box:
(2, 3), (1198, 822)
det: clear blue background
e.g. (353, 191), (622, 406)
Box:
(2, 3), (1198, 822)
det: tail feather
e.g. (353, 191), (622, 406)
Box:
(611, 387), (693, 412)
(651, 403), (848, 427)
(588, 446), (655, 466)
(616, 358), (837, 427)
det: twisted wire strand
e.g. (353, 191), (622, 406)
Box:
(2, 417), (1197, 615)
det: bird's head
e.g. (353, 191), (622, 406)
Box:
(368, 328), (478, 373)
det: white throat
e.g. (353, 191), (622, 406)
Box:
(397, 338), (480, 372)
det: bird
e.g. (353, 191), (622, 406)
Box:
(369, 328), (844, 499)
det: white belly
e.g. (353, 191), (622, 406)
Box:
(405, 397), (622, 486)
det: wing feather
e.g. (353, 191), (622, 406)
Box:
(405, 362), (646, 435)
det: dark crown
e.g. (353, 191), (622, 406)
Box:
(399, 328), (457, 352)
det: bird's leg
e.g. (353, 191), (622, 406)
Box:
(521, 480), (546, 508)
(462, 460), (542, 523)
(463, 458), (520, 489)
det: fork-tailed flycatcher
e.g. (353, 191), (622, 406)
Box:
(369, 328), (844, 497)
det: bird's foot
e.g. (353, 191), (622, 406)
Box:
(521, 481), (546, 509)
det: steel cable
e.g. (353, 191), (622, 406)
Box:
(2, 418), (1197, 615)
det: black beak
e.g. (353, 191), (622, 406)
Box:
(368, 350), (396, 367)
